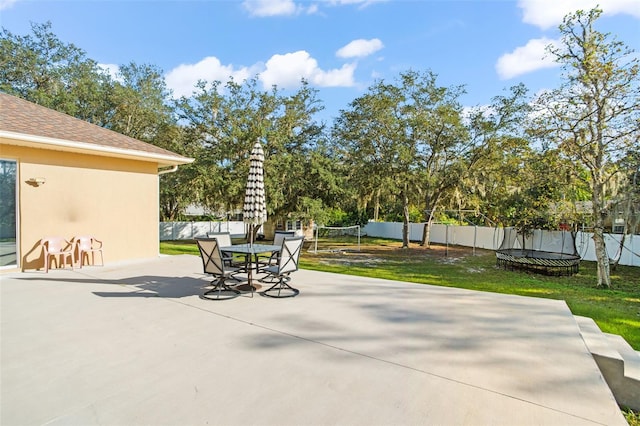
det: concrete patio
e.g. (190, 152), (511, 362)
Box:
(1, 254), (627, 425)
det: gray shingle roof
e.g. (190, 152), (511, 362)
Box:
(0, 92), (192, 165)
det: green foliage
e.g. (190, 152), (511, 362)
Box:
(460, 85), (538, 228)
(534, 8), (640, 287)
(378, 203), (424, 223)
(319, 207), (369, 227)
(0, 21), (114, 125)
(332, 70), (468, 247)
(175, 78), (337, 224)
(494, 149), (580, 232)
(3, 16), (638, 252)
(624, 408), (640, 426)
(110, 62), (174, 142)
(323, 208), (349, 226)
(432, 212), (459, 225)
(408, 205), (423, 223)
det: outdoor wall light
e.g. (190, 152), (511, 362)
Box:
(27, 177), (46, 186)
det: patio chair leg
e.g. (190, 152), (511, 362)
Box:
(202, 278), (240, 301)
(261, 276), (299, 298)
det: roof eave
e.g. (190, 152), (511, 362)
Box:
(0, 130), (194, 168)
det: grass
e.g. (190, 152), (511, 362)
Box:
(160, 237), (640, 350)
(625, 409), (640, 426)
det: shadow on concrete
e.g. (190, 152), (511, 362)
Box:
(13, 274), (207, 299)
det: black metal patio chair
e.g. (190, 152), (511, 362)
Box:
(260, 236), (304, 298)
(195, 237), (241, 300)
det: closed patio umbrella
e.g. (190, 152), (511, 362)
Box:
(243, 140), (267, 245)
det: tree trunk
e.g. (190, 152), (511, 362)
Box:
(374, 188), (380, 222)
(421, 222), (429, 247)
(592, 226), (611, 288)
(421, 192), (442, 247)
(160, 200), (179, 221)
(421, 209), (435, 247)
(402, 188), (410, 248)
(592, 186), (611, 287)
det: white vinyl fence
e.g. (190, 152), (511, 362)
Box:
(361, 222), (639, 267)
(160, 221), (250, 241)
(160, 221), (639, 266)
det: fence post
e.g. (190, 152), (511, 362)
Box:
(445, 225), (449, 257)
(473, 225), (477, 256)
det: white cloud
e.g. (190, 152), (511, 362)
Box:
(165, 51), (357, 97)
(314, 63), (358, 87)
(260, 50), (356, 88)
(165, 56), (255, 98)
(495, 37), (559, 79)
(325, 0), (387, 8)
(0, 0), (18, 11)
(336, 38), (384, 59)
(242, 0), (385, 17)
(518, 0), (640, 30)
(242, 0), (311, 17)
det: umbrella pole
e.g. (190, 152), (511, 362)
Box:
(249, 223), (254, 297)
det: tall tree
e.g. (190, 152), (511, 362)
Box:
(462, 85), (590, 232)
(410, 73), (468, 247)
(177, 78), (331, 226)
(534, 8), (640, 287)
(264, 81), (329, 225)
(0, 21), (114, 125)
(333, 70), (467, 248)
(110, 62), (174, 142)
(461, 85), (532, 225)
(333, 77), (415, 247)
(157, 121), (205, 221)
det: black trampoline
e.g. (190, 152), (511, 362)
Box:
(496, 228), (581, 276)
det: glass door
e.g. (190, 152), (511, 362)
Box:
(0, 160), (17, 268)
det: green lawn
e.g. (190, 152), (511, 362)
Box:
(161, 237), (640, 350)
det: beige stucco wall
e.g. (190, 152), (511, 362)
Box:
(1, 141), (161, 271)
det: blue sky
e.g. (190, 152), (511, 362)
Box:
(1, 0), (639, 122)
